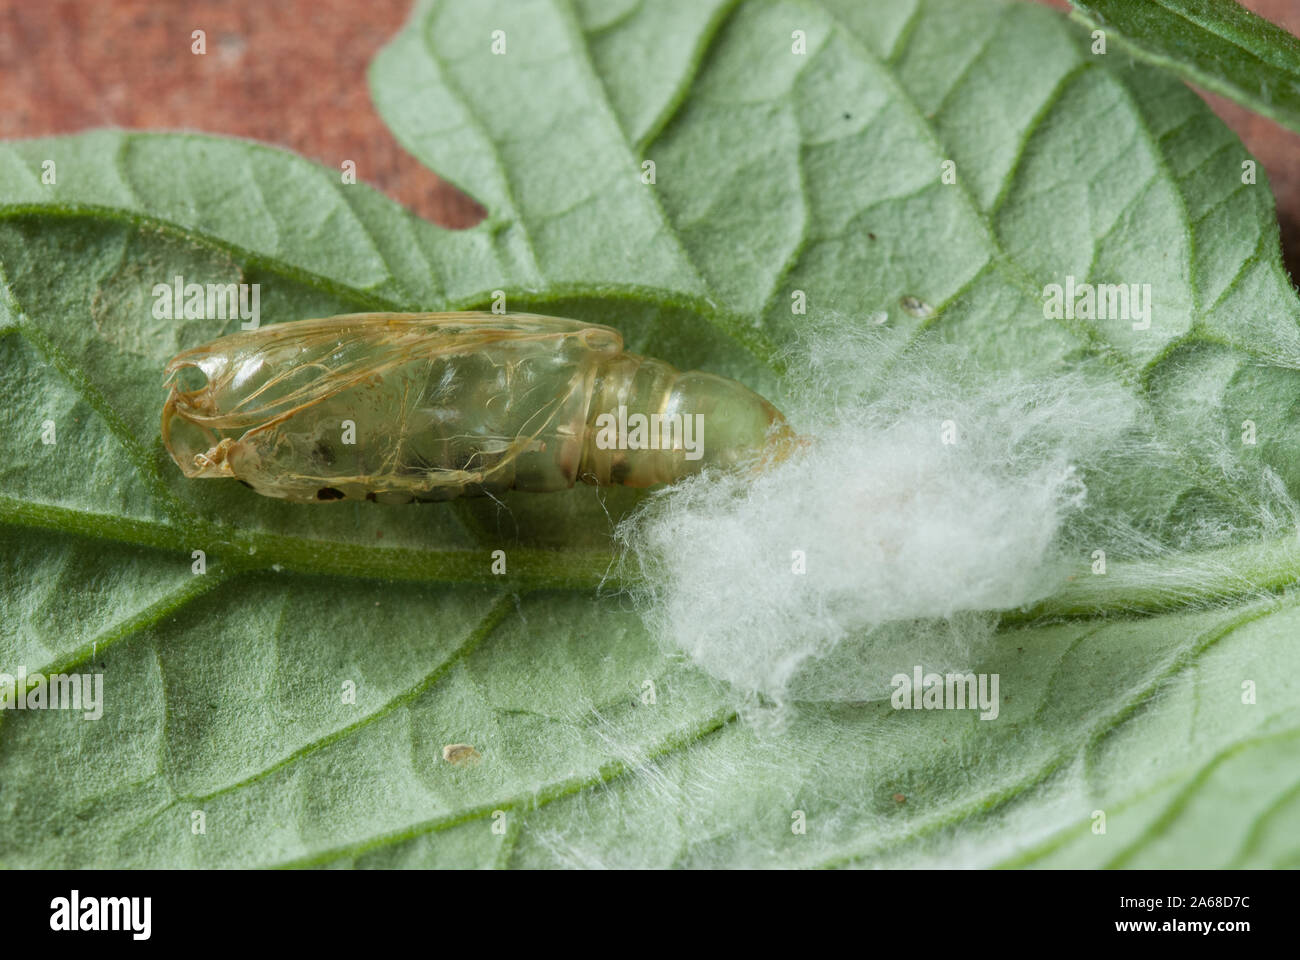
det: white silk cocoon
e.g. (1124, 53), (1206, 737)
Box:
(617, 327), (1143, 705)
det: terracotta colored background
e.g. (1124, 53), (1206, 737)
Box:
(3, 0), (1298, 275)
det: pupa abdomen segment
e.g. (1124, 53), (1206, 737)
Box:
(161, 312), (793, 503)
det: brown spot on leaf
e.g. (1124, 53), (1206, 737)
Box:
(442, 743), (481, 766)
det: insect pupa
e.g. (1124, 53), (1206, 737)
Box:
(161, 312), (796, 503)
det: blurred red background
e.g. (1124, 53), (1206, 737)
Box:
(3, 0), (1298, 276)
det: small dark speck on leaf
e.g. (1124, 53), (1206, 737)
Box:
(868, 232), (877, 240)
(900, 295), (934, 318)
(893, 793), (906, 804)
(316, 487), (345, 501)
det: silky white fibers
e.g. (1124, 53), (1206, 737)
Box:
(617, 325), (1141, 704)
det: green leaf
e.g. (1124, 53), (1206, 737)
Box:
(3, 0), (1300, 867)
(1068, 0), (1300, 135)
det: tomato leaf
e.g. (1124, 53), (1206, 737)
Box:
(1070, 0), (1300, 135)
(2, 0), (1299, 867)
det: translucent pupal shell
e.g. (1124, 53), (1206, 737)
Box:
(161, 312), (793, 503)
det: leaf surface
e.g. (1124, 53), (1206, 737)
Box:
(1070, 0), (1300, 135)
(2, 0), (1299, 867)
